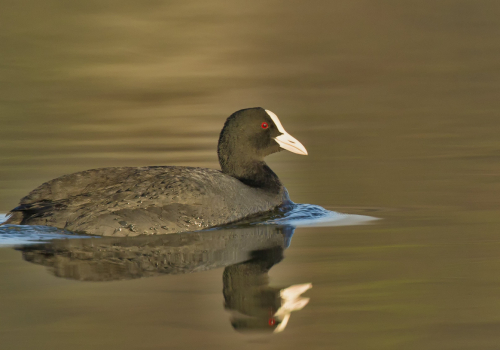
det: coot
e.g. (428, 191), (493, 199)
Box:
(5, 108), (307, 236)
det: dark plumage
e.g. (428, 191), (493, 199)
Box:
(5, 107), (307, 236)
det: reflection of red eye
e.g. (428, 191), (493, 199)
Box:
(261, 122), (269, 129)
(268, 318), (275, 326)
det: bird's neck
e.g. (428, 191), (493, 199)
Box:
(218, 149), (282, 193)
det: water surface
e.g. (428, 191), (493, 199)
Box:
(1, 1), (500, 349)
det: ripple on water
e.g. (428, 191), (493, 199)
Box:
(0, 213), (91, 246)
(0, 205), (378, 246)
(256, 203), (378, 227)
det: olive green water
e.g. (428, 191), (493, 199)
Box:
(2, 1), (500, 349)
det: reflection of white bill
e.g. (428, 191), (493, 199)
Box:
(0, 214), (7, 224)
(274, 283), (313, 333)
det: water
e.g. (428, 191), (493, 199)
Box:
(0, 204), (377, 246)
(2, 1), (500, 349)
(256, 204), (378, 228)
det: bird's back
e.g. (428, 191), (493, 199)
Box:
(6, 166), (289, 236)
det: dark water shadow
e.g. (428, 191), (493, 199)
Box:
(15, 224), (311, 334)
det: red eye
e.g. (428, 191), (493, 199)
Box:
(261, 122), (269, 129)
(268, 318), (275, 326)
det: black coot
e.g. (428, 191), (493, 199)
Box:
(5, 108), (308, 236)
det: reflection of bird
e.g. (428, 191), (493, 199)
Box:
(18, 225), (290, 281)
(223, 247), (312, 333)
(17, 224), (310, 334)
(5, 108), (307, 236)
